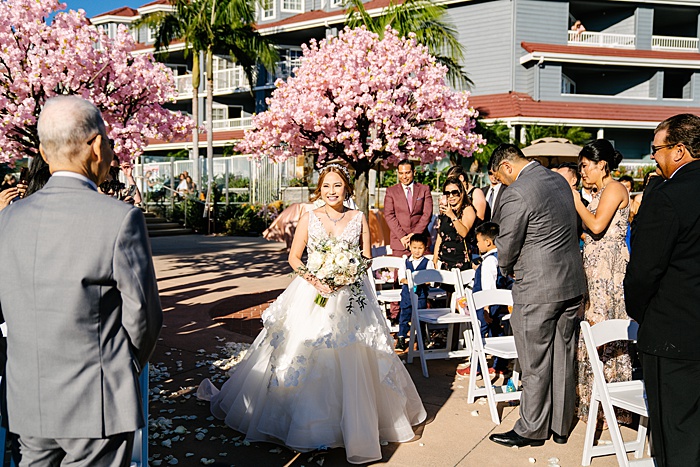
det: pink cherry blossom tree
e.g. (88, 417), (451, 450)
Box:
(0, 0), (193, 163)
(237, 26), (484, 213)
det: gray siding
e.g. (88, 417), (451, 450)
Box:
(602, 14), (635, 34)
(514, 0), (569, 93)
(635, 8), (654, 50)
(448, 0), (513, 96)
(536, 64), (563, 100)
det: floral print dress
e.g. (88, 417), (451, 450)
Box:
(576, 186), (633, 425)
(437, 213), (471, 270)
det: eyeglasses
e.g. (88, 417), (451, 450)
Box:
(651, 143), (676, 155)
(87, 134), (115, 150)
(443, 190), (461, 197)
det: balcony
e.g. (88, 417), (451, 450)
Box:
(652, 35), (699, 51)
(174, 67), (251, 99)
(203, 117), (253, 132)
(568, 31), (636, 48)
(568, 31), (699, 52)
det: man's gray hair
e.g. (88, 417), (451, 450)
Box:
(37, 96), (106, 161)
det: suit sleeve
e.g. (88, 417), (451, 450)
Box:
(494, 188), (528, 276)
(384, 188), (407, 237)
(414, 185), (433, 234)
(624, 191), (678, 324)
(113, 208), (164, 370)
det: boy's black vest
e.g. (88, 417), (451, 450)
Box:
(473, 251), (513, 315)
(406, 256), (430, 300)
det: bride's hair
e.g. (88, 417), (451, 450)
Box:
(310, 164), (354, 202)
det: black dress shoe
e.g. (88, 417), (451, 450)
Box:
(489, 430), (545, 448)
(395, 337), (408, 351)
(551, 432), (568, 444)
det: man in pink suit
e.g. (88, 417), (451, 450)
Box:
(384, 160), (434, 317)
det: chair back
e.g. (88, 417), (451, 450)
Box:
(460, 269), (476, 289)
(370, 255), (405, 272)
(465, 289), (513, 351)
(371, 245), (392, 257)
(581, 319), (639, 387)
(411, 268), (459, 288)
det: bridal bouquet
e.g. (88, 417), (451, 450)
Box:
(296, 237), (372, 309)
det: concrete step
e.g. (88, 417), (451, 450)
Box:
(147, 222), (183, 231)
(149, 228), (195, 237)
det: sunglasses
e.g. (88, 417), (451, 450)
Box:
(443, 190), (461, 197)
(650, 143), (677, 155)
(87, 134), (115, 150)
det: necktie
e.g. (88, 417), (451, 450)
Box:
(406, 186), (413, 212)
(487, 187), (495, 208)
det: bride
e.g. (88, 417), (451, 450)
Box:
(198, 164), (426, 464)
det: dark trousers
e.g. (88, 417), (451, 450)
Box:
(398, 286), (426, 338)
(641, 352), (700, 467)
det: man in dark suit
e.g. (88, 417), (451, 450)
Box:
(481, 165), (504, 223)
(487, 144), (586, 448)
(384, 159), (434, 257)
(0, 96), (162, 465)
(624, 113), (700, 467)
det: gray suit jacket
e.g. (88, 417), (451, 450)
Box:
(494, 163), (585, 304)
(0, 175), (162, 438)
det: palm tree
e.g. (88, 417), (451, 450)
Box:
(139, 0), (278, 230)
(345, 0), (470, 88)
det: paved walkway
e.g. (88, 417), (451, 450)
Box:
(148, 235), (641, 467)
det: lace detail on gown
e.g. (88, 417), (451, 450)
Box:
(198, 209), (426, 464)
(576, 188), (632, 424)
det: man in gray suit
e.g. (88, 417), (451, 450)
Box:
(0, 96), (162, 466)
(488, 144), (585, 448)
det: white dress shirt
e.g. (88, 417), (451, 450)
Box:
(52, 171), (97, 191)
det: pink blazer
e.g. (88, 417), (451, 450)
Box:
(383, 182), (433, 253)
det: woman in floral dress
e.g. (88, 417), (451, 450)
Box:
(572, 139), (633, 426)
(433, 176), (477, 271)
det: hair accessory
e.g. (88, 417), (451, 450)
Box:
(320, 163), (350, 180)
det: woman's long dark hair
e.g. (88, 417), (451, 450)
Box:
(25, 156), (51, 197)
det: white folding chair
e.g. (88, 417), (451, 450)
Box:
(406, 268), (470, 378)
(580, 320), (652, 467)
(370, 245), (392, 257)
(367, 255), (405, 332)
(464, 288), (520, 425)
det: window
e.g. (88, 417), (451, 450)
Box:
(261, 0), (275, 20)
(212, 107), (228, 121)
(282, 0), (303, 12)
(148, 26), (157, 43)
(330, 0), (342, 7)
(561, 74), (576, 94)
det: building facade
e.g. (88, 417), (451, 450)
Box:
(91, 0), (700, 165)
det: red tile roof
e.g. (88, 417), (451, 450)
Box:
(521, 41), (700, 61)
(92, 6), (139, 18)
(470, 92), (698, 123)
(140, 0), (172, 7)
(259, 0), (400, 30)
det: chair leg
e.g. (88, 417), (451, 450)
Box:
(511, 359), (520, 388)
(479, 351), (501, 425)
(466, 349), (479, 404)
(634, 416), (648, 459)
(600, 397), (630, 467)
(407, 319), (417, 364)
(582, 393), (600, 467)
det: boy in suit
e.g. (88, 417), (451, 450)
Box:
(457, 222), (512, 377)
(396, 233), (433, 351)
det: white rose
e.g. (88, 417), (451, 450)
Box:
(307, 252), (324, 271)
(348, 263), (358, 276)
(331, 243), (343, 254)
(334, 252), (350, 268)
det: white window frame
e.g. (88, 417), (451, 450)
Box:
(148, 26), (157, 43)
(260, 0), (276, 20)
(281, 0), (304, 13)
(330, 0), (342, 7)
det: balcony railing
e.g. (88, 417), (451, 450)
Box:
(652, 35), (699, 51)
(568, 31), (636, 48)
(174, 67), (251, 99)
(203, 117), (253, 131)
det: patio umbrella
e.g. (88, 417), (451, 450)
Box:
(521, 137), (583, 167)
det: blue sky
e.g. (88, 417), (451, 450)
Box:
(64, 1), (144, 18)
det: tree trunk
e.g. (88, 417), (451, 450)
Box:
(354, 168), (370, 216)
(191, 54), (200, 191)
(205, 48), (215, 234)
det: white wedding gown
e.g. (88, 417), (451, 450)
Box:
(198, 211), (426, 464)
